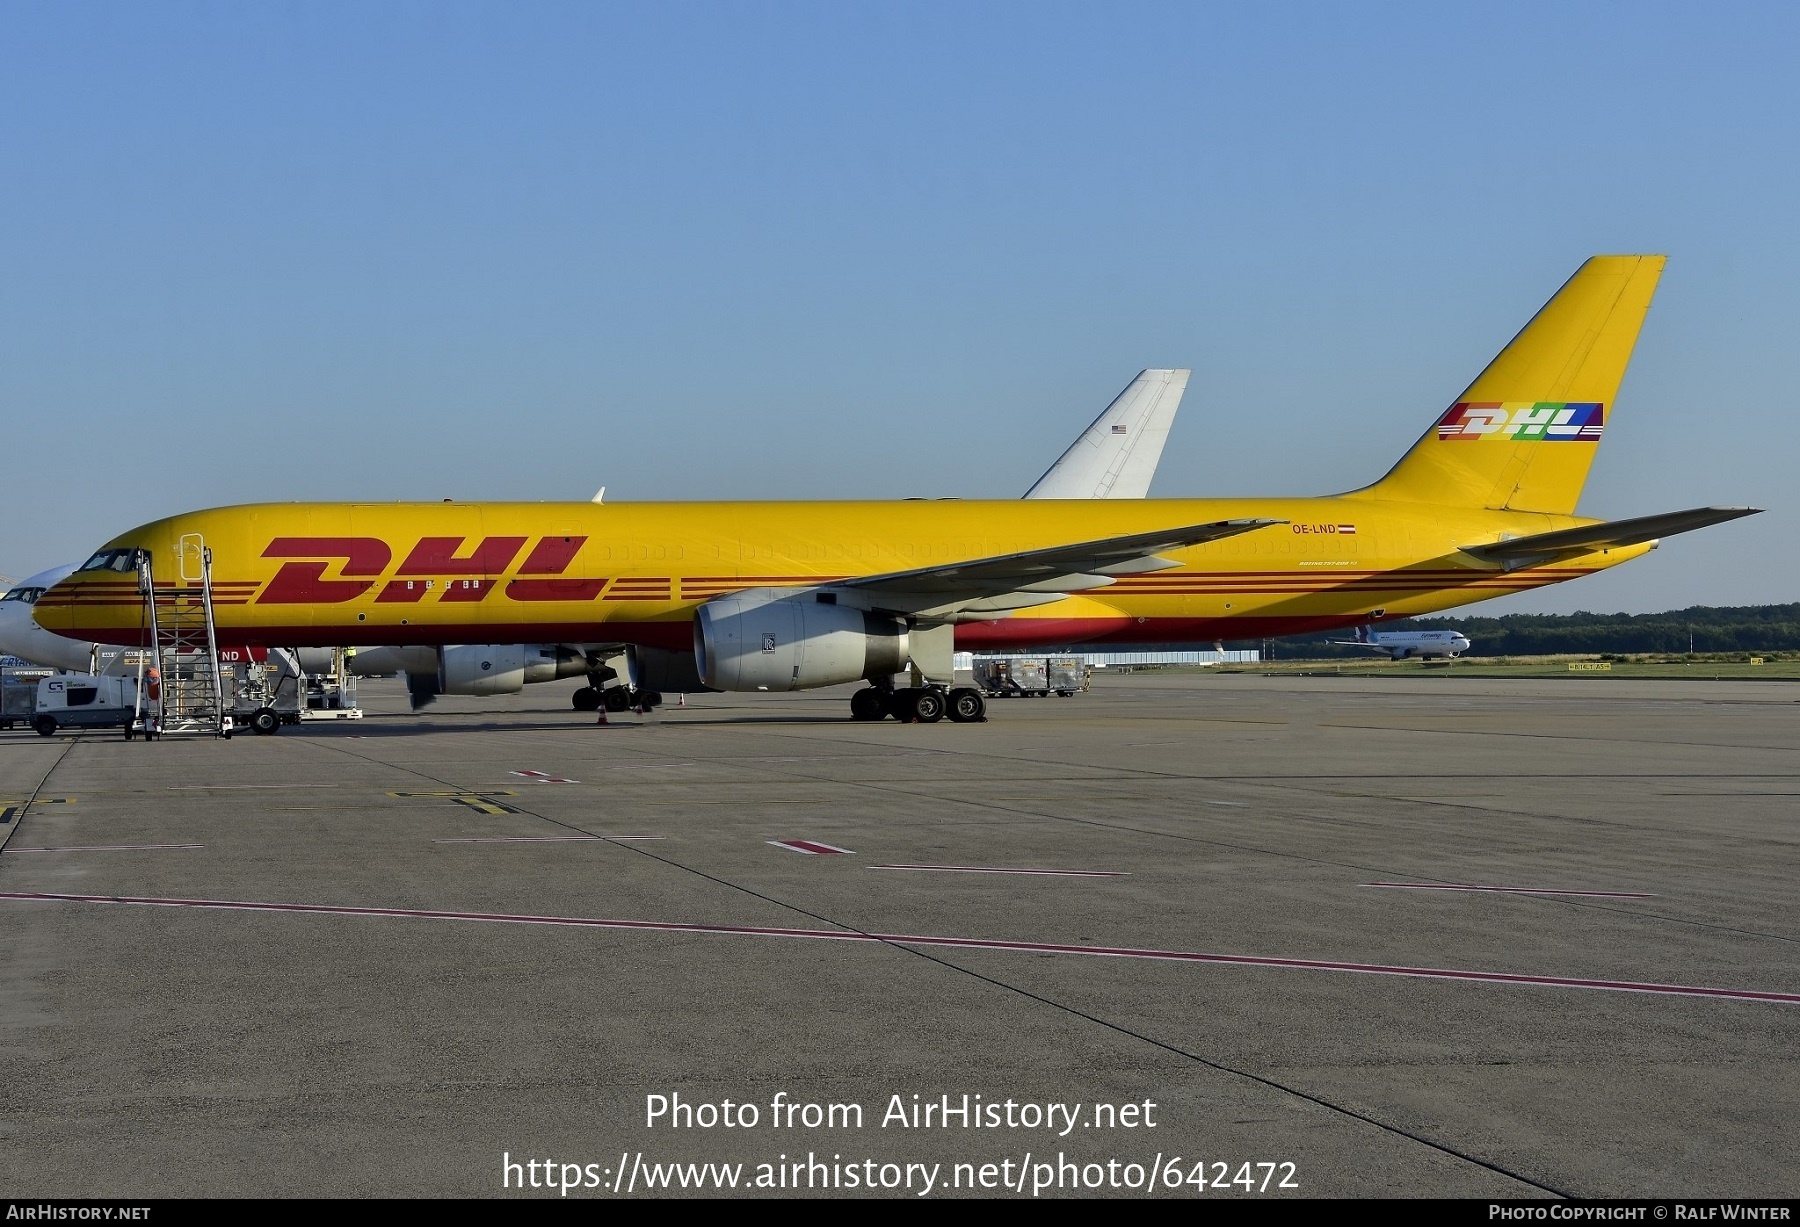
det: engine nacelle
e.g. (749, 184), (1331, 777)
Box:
(695, 588), (908, 692)
(522, 644), (590, 684)
(439, 644), (527, 696)
(628, 644), (712, 694)
(293, 647), (338, 676)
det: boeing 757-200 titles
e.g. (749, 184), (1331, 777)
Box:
(36, 256), (1759, 723)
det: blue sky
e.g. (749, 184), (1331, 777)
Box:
(3, 2), (1794, 613)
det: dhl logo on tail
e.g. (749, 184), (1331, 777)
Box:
(1435, 402), (1604, 441)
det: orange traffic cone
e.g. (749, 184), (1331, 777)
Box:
(678, 693), (686, 708)
(595, 706), (609, 725)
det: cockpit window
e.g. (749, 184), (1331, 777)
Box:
(0, 587), (45, 604)
(77, 549), (140, 573)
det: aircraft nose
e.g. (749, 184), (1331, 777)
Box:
(32, 578), (78, 633)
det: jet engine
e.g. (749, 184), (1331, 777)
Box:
(694, 589), (908, 691)
(627, 644), (712, 695)
(439, 644), (528, 696)
(437, 644), (587, 696)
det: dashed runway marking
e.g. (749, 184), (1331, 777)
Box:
(512, 770), (578, 784)
(432, 835), (665, 844)
(1363, 882), (1656, 900)
(1, 843), (202, 854)
(168, 785), (321, 790)
(391, 790), (519, 797)
(867, 864), (1129, 878)
(768, 839), (854, 855)
(3, 890), (1793, 1005)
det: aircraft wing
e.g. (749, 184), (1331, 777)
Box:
(1463, 507), (1762, 564)
(832, 518), (1283, 612)
(1024, 369), (1189, 499)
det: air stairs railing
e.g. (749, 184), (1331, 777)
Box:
(135, 536), (232, 738)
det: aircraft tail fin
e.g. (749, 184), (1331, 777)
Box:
(1025, 368), (1188, 499)
(1354, 255), (1665, 515)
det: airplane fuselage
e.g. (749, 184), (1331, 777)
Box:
(36, 495), (1645, 652)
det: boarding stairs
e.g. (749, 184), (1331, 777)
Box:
(137, 535), (233, 738)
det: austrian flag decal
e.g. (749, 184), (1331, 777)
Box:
(1436, 401), (1604, 441)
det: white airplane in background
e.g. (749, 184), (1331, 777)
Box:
(0, 565), (96, 672)
(1023, 368), (1188, 499)
(359, 368), (1193, 709)
(1331, 625), (1472, 660)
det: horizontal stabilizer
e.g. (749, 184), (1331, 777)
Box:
(1463, 506), (1761, 563)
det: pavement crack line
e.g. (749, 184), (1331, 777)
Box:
(0, 735), (79, 857)
(293, 735), (1569, 1197)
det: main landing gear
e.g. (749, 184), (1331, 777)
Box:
(851, 685), (985, 724)
(571, 662), (662, 713)
(572, 685), (660, 713)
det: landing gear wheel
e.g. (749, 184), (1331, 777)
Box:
(602, 686), (632, 712)
(947, 687), (986, 723)
(34, 715), (56, 737)
(571, 686), (601, 711)
(850, 688), (888, 721)
(249, 707), (280, 736)
(910, 688), (947, 724)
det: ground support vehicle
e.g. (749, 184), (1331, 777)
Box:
(973, 656), (1090, 698)
(33, 674), (139, 738)
(2, 667), (53, 729)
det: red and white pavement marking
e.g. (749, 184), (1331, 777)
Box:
(511, 770), (579, 784)
(0, 844), (204, 854)
(3, 890), (1794, 1006)
(432, 835), (665, 844)
(1362, 882), (1656, 900)
(768, 839), (854, 855)
(868, 864), (1128, 878)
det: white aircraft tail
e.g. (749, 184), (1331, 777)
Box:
(1024, 369), (1189, 499)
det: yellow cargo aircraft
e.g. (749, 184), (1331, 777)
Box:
(37, 255), (1757, 723)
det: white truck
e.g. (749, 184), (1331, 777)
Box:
(33, 674), (141, 738)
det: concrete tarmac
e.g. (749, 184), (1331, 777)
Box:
(2, 671), (1797, 1199)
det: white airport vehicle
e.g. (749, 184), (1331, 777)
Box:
(380, 369), (1192, 711)
(32, 673), (140, 738)
(1330, 626), (1472, 660)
